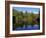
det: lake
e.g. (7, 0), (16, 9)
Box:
(13, 24), (40, 31)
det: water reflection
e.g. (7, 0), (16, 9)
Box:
(15, 24), (40, 31)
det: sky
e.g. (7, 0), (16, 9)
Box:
(13, 7), (40, 14)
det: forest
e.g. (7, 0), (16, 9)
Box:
(13, 9), (40, 30)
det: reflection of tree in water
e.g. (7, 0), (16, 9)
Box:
(13, 9), (40, 30)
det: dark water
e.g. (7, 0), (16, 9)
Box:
(13, 24), (40, 31)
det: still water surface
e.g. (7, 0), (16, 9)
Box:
(15, 24), (40, 30)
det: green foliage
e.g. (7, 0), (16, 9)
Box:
(13, 9), (40, 27)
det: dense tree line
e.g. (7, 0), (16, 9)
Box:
(13, 9), (40, 28)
